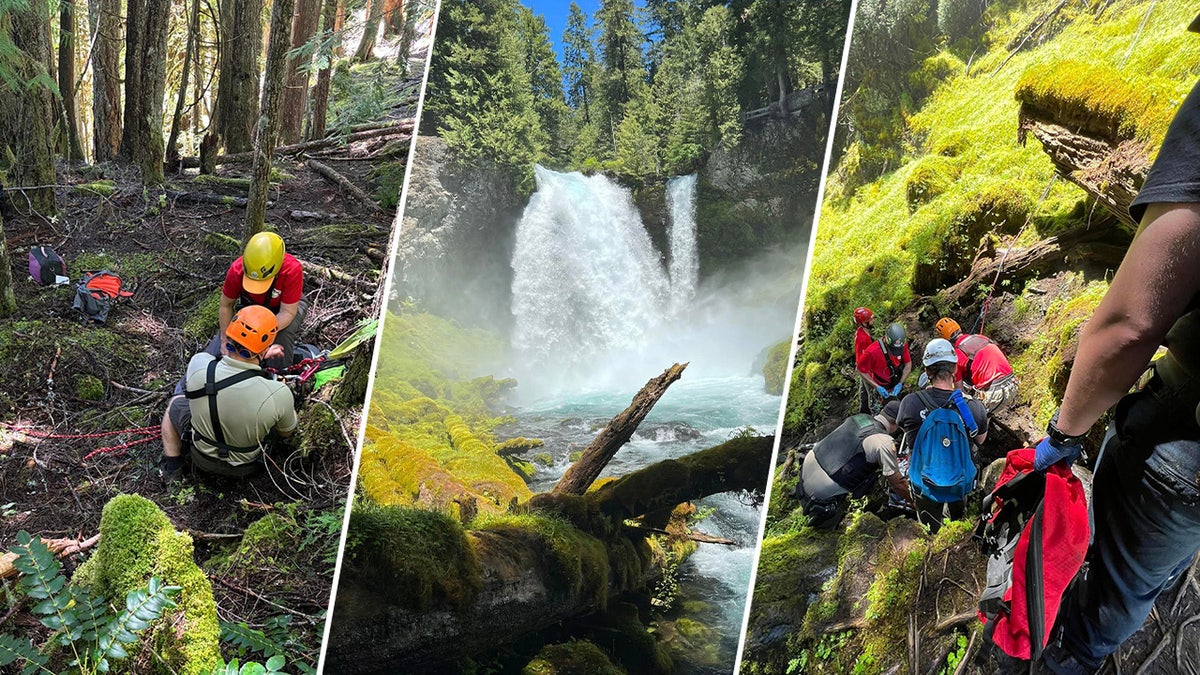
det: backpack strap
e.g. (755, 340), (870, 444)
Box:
(184, 357), (269, 459)
(879, 338), (903, 386)
(1026, 502), (1047, 661)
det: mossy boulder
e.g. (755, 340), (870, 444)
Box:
(184, 291), (222, 342)
(71, 494), (220, 675)
(904, 154), (960, 211)
(532, 452), (554, 467)
(298, 402), (340, 459)
(216, 512), (303, 576)
(762, 339), (791, 396)
(522, 641), (625, 675)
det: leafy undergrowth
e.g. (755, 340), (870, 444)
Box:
(785, 0), (1198, 437)
(0, 57), (425, 670)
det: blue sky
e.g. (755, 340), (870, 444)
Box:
(528, 0), (602, 61)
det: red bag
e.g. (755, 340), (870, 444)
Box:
(976, 448), (1089, 660)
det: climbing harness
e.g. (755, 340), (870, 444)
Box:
(185, 357), (271, 460)
(0, 421), (161, 460)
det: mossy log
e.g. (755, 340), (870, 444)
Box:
(327, 435), (774, 674)
(553, 363), (687, 495)
(307, 159), (382, 212)
(941, 223), (1128, 304)
(1018, 106), (1151, 229)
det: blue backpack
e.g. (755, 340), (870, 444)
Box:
(908, 390), (977, 503)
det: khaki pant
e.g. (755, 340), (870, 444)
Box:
(970, 374), (1018, 414)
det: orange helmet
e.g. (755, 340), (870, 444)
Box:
(226, 305), (278, 354)
(935, 317), (961, 341)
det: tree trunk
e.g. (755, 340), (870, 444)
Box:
(0, 1), (57, 215)
(280, 0), (322, 144)
(1018, 104), (1151, 230)
(166, 0), (201, 167)
(553, 363), (688, 495)
(124, 0), (171, 183)
(214, 0), (264, 153)
(87, 0), (122, 161)
(380, 0), (402, 35)
(307, 0), (338, 139)
(245, 0), (296, 237)
(327, 434), (774, 673)
(352, 0), (382, 62)
(0, 211), (16, 315)
(332, 0), (345, 57)
(120, 0), (145, 158)
(58, 0), (85, 162)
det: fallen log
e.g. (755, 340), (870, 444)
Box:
(553, 363), (687, 495)
(623, 524), (738, 546)
(326, 434), (774, 673)
(307, 159), (382, 212)
(941, 223), (1129, 303)
(166, 190), (253, 208)
(299, 259), (377, 292)
(0, 533), (100, 580)
(177, 121), (415, 168)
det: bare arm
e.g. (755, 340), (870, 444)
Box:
(218, 294), (237, 336)
(1056, 203), (1200, 436)
(901, 361), (912, 383)
(276, 301), (299, 331)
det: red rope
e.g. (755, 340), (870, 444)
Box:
(82, 435), (160, 460)
(0, 422), (161, 440)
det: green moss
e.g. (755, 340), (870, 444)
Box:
(204, 231), (242, 254)
(184, 291), (222, 341)
(82, 495), (220, 675)
(497, 437), (545, 453)
(368, 161), (407, 210)
(762, 339), (791, 396)
(523, 641), (625, 675)
(475, 512), (611, 606)
(75, 374), (105, 401)
(72, 180), (116, 197)
(904, 154), (959, 211)
(532, 452), (554, 467)
(192, 174), (253, 190)
(70, 251), (157, 278)
(298, 403), (340, 459)
(346, 502), (482, 610)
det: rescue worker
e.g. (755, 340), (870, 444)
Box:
(934, 317), (1019, 413)
(1032, 66), (1200, 674)
(854, 307), (876, 413)
(857, 322), (912, 411)
(160, 306), (298, 480)
(790, 400), (910, 530)
(897, 338), (987, 532)
(213, 232), (306, 371)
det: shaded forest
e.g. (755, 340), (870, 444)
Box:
(0, 0), (433, 672)
(745, 1), (1200, 673)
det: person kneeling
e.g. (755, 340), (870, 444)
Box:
(160, 306), (298, 480)
(792, 400), (911, 530)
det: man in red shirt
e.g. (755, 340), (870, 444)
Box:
(857, 322), (912, 412)
(853, 307), (875, 359)
(934, 317), (1017, 413)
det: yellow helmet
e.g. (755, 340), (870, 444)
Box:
(242, 232), (285, 295)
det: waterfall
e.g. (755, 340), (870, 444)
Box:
(510, 167), (700, 390)
(666, 174), (699, 314)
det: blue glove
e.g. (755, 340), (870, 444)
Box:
(876, 385), (889, 398)
(948, 389), (979, 436)
(889, 383), (903, 397)
(1034, 435), (1082, 472)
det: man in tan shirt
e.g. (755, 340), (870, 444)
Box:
(160, 306), (298, 480)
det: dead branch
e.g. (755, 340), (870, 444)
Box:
(553, 363), (688, 495)
(299, 259), (377, 292)
(212, 575), (320, 624)
(0, 533), (100, 580)
(622, 524), (737, 546)
(178, 121), (414, 167)
(1135, 627), (1175, 675)
(934, 610), (979, 632)
(167, 189), (252, 208)
(307, 159), (381, 212)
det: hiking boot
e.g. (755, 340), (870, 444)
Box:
(159, 454), (184, 484)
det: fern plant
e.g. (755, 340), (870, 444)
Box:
(0, 531), (181, 674)
(209, 654), (289, 675)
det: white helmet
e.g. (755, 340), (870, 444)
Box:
(923, 338), (957, 366)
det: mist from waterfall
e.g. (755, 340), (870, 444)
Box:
(509, 165), (798, 398)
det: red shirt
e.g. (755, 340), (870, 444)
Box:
(954, 334), (1013, 388)
(857, 339), (910, 387)
(222, 253), (304, 309)
(854, 326), (873, 360)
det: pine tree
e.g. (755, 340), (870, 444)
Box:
(280, 0), (323, 143)
(594, 0), (645, 153)
(0, 0), (57, 215)
(87, 0), (122, 160)
(561, 2), (594, 122)
(122, 0), (171, 183)
(308, 0), (339, 139)
(516, 7), (568, 159)
(58, 0), (84, 162)
(246, 0), (297, 236)
(214, 0), (265, 153)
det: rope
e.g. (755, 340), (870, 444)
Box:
(0, 421), (161, 440)
(1120, 0), (1157, 68)
(970, 174), (1060, 334)
(82, 435), (160, 460)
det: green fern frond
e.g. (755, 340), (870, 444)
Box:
(208, 654), (288, 675)
(10, 532), (82, 643)
(92, 577), (181, 672)
(219, 621), (286, 658)
(0, 633), (51, 675)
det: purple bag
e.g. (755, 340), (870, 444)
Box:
(28, 246), (65, 286)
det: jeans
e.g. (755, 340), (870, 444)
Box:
(1047, 385), (1200, 673)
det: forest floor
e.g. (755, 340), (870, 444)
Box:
(0, 60), (420, 669)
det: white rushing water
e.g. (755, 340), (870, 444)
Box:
(504, 166), (794, 672)
(667, 173), (699, 314)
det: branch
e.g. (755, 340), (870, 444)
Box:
(307, 159), (382, 212)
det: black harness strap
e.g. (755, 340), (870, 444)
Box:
(879, 338), (904, 387)
(240, 274), (279, 308)
(185, 357), (268, 459)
